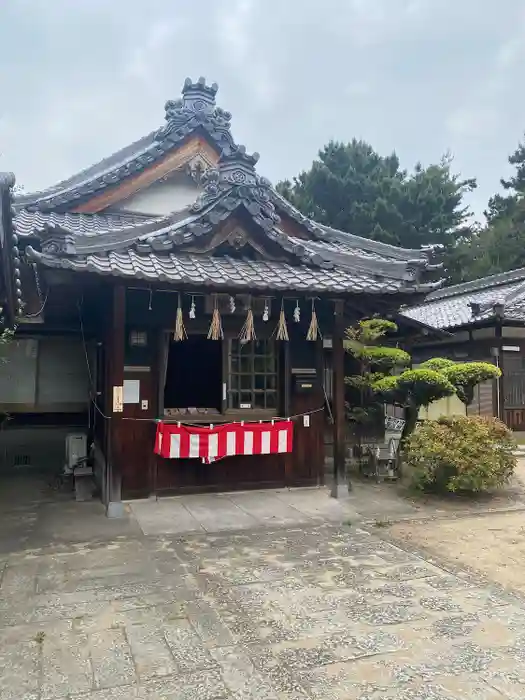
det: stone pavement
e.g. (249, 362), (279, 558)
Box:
(3, 518), (525, 699)
(4, 470), (525, 699)
(128, 477), (525, 538)
(128, 488), (358, 535)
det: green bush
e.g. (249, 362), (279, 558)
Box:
(404, 415), (516, 493)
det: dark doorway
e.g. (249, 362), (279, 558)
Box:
(164, 335), (222, 410)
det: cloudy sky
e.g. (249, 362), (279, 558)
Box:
(0, 0), (524, 219)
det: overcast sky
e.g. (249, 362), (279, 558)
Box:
(0, 0), (524, 219)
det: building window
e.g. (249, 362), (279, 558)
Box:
(164, 336), (222, 412)
(228, 339), (277, 410)
(129, 330), (148, 347)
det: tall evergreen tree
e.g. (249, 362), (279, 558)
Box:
(458, 136), (525, 281)
(276, 140), (476, 259)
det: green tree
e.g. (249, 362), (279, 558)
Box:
(276, 141), (476, 260)
(344, 321), (502, 447)
(457, 136), (525, 281)
(425, 359), (501, 407)
(344, 319), (410, 430)
(373, 369), (455, 445)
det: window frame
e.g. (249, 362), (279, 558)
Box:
(226, 338), (278, 411)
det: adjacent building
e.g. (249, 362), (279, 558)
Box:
(404, 268), (525, 430)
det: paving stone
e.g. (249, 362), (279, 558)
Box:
(431, 614), (480, 639)
(0, 561), (38, 600)
(211, 645), (279, 699)
(75, 601), (188, 634)
(419, 597), (462, 613)
(126, 624), (177, 681)
(0, 638), (40, 700)
(374, 564), (442, 582)
(90, 628), (136, 689)
(182, 495), (260, 532)
(188, 607), (236, 648)
(70, 686), (140, 699)
(35, 581), (168, 608)
(139, 668), (230, 699)
(129, 500), (204, 536)
(163, 618), (217, 673)
(424, 575), (476, 592)
(41, 630), (91, 699)
(228, 492), (313, 526)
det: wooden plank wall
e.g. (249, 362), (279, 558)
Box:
(112, 287), (326, 498)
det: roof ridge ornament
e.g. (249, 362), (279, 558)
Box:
(190, 145), (280, 232)
(159, 76), (234, 151)
(219, 144), (260, 186)
(181, 76), (218, 110)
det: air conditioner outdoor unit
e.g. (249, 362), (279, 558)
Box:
(65, 433), (87, 474)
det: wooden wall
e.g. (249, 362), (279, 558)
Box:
(104, 285), (327, 499)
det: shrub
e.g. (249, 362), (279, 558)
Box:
(404, 415), (516, 493)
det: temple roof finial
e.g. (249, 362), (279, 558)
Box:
(218, 144), (261, 186)
(161, 77), (232, 147)
(180, 76), (218, 113)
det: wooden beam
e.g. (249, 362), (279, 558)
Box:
(331, 299), (349, 497)
(74, 137), (218, 213)
(106, 284), (126, 517)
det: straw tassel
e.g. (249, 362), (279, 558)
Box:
(239, 306), (256, 342)
(207, 295), (223, 340)
(306, 299), (321, 341)
(173, 294), (187, 341)
(275, 300), (289, 341)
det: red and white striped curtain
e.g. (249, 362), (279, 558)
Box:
(155, 420), (293, 463)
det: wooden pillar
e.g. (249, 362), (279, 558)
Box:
(106, 284), (126, 518)
(331, 299), (349, 497)
(315, 336), (325, 487)
(495, 321), (505, 422)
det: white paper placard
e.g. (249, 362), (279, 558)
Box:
(123, 379), (140, 404)
(113, 386), (123, 413)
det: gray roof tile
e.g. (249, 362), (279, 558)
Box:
(15, 210), (155, 236)
(403, 270), (525, 329)
(10, 75), (439, 302)
(27, 247), (411, 295)
(272, 190), (430, 263)
(21, 145), (438, 296)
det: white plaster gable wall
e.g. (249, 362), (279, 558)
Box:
(111, 171), (201, 216)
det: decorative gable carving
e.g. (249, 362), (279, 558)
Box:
(184, 153), (215, 185)
(227, 226), (249, 250)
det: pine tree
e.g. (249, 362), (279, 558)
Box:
(277, 141), (476, 256)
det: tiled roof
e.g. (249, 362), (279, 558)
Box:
(14, 210), (156, 237)
(15, 78), (234, 213)
(21, 145), (439, 297)
(25, 248), (411, 294)
(403, 268), (525, 329)
(5, 73), (442, 300)
(271, 191), (434, 264)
